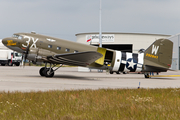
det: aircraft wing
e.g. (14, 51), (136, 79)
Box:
(46, 51), (103, 66)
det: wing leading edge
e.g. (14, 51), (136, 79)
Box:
(47, 51), (103, 66)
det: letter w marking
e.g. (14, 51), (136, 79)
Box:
(151, 45), (159, 55)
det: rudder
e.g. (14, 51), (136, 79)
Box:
(144, 39), (173, 71)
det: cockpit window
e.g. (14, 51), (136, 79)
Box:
(18, 36), (23, 39)
(12, 34), (19, 38)
(12, 34), (23, 39)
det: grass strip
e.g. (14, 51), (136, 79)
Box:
(0, 88), (180, 119)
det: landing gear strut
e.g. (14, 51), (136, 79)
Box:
(39, 63), (63, 77)
(44, 68), (54, 77)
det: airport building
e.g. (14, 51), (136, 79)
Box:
(76, 32), (170, 53)
(168, 34), (180, 70)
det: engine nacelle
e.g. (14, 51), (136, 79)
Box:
(27, 48), (39, 61)
(111, 51), (144, 73)
(27, 48), (44, 64)
(27, 54), (37, 61)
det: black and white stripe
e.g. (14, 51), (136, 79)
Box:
(112, 51), (144, 72)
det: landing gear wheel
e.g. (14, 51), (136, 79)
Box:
(44, 68), (54, 77)
(39, 67), (45, 76)
(110, 71), (113, 74)
(144, 74), (150, 78)
(116, 71), (120, 74)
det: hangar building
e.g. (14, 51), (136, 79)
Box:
(168, 34), (180, 70)
(76, 32), (170, 53)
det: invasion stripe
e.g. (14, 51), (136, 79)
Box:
(133, 53), (138, 63)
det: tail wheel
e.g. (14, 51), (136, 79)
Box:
(144, 73), (150, 78)
(44, 68), (54, 77)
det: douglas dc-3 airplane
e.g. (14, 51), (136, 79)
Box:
(2, 32), (173, 78)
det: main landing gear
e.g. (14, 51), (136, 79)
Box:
(39, 63), (63, 77)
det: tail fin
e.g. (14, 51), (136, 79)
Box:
(144, 39), (173, 72)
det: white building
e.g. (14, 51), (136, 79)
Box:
(168, 34), (180, 70)
(76, 32), (171, 53)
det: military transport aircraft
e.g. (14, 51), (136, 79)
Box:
(2, 32), (173, 78)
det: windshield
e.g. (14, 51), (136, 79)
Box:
(12, 34), (19, 38)
(15, 53), (22, 57)
(12, 34), (23, 39)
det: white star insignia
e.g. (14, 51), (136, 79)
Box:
(127, 59), (136, 69)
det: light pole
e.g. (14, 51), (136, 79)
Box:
(99, 0), (102, 48)
(98, 0), (103, 73)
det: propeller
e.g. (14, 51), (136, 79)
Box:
(23, 45), (30, 67)
(21, 54), (24, 67)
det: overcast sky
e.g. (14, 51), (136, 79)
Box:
(1, 0), (180, 41)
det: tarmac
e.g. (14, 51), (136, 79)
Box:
(0, 66), (180, 92)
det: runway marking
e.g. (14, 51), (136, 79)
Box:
(150, 75), (180, 77)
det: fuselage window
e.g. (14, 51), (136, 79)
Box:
(74, 50), (78, 53)
(48, 45), (52, 48)
(65, 48), (70, 52)
(57, 46), (61, 50)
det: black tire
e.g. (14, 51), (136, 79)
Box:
(116, 71), (120, 74)
(144, 74), (150, 78)
(15, 63), (20, 66)
(39, 67), (45, 76)
(1, 64), (5, 66)
(110, 71), (113, 74)
(44, 68), (54, 77)
(8, 61), (13, 66)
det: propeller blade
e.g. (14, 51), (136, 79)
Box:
(21, 54), (24, 67)
(23, 45), (30, 67)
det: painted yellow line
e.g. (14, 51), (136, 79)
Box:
(150, 75), (180, 77)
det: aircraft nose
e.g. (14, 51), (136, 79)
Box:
(2, 37), (9, 45)
(2, 37), (17, 46)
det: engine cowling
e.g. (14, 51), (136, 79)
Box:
(27, 48), (43, 64)
(111, 51), (144, 73)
